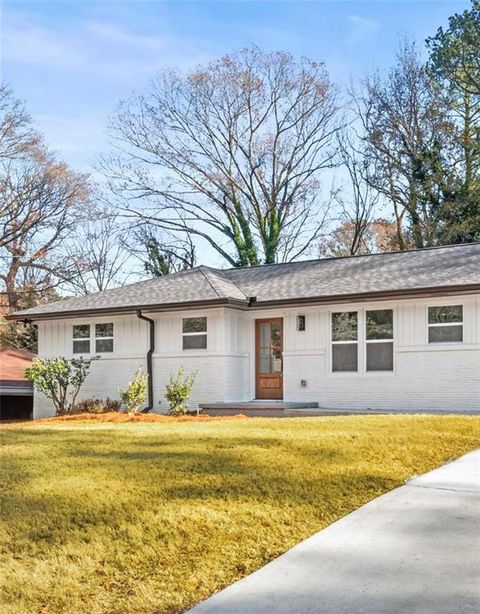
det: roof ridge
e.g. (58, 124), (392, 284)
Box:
(198, 266), (247, 300)
(198, 265), (223, 298)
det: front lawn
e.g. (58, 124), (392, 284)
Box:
(1, 415), (479, 613)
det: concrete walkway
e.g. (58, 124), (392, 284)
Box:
(189, 450), (480, 614)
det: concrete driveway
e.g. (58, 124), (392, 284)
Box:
(188, 450), (480, 614)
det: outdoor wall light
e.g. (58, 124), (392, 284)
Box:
(296, 315), (306, 331)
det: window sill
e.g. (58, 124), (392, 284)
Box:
(396, 344), (476, 353)
(71, 352), (113, 358)
(329, 371), (361, 377)
(283, 350), (326, 357)
(328, 371), (395, 377)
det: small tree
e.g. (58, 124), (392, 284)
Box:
(165, 368), (197, 415)
(119, 368), (148, 414)
(25, 356), (98, 415)
(143, 233), (196, 277)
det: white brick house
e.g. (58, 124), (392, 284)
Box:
(9, 244), (480, 417)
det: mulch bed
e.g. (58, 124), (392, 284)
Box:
(36, 411), (249, 423)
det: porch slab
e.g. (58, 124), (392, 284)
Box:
(199, 404), (480, 417)
(199, 401), (319, 417)
(200, 401), (319, 410)
(200, 401), (318, 410)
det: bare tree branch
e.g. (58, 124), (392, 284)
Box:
(0, 96), (91, 311)
(350, 40), (461, 249)
(103, 47), (341, 265)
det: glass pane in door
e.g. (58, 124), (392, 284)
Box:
(272, 347), (282, 373)
(271, 322), (281, 347)
(260, 348), (271, 373)
(260, 323), (271, 347)
(258, 321), (282, 374)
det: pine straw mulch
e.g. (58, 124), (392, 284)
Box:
(36, 411), (249, 424)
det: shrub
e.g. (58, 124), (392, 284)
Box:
(72, 397), (121, 414)
(165, 368), (197, 415)
(25, 356), (98, 415)
(119, 369), (148, 414)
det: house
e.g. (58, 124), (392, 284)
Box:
(0, 348), (34, 420)
(7, 243), (480, 418)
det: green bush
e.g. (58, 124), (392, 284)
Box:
(25, 356), (98, 415)
(72, 397), (121, 414)
(119, 369), (148, 414)
(165, 368), (197, 415)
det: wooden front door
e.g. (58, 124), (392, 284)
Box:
(255, 318), (283, 399)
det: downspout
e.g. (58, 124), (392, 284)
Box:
(136, 309), (155, 412)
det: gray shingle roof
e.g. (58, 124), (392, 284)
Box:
(12, 267), (248, 318)
(10, 243), (480, 319)
(227, 242), (480, 302)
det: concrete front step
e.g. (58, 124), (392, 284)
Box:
(199, 401), (319, 417)
(200, 401), (319, 411)
(200, 400), (318, 410)
(203, 408), (288, 417)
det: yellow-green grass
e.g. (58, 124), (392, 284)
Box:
(1, 415), (479, 614)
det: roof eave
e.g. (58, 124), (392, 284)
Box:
(6, 297), (250, 322)
(251, 283), (480, 309)
(6, 283), (480, 322)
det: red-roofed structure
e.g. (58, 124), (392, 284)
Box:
(0, 348), (34, 420)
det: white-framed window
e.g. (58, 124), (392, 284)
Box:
(366, 309), (394, 371)
(95, 323), (114, 353)
(73, 324), (91, 354)
(428, 305), (463, 343)
(72, 323), (114, 354)
(182, 317), (207, 350)
(331, 311), (358, 372)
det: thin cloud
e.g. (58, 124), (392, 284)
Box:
(3, 18), (86, 68)
(3, 14), (212, 78)
(345, 15), (381, 45)
(87, 22), (166, 51)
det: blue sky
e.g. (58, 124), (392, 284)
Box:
(1, 0), (469, 173)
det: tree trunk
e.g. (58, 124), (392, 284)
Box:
(4, 256), (21, 312)
(463, 92), (473, 191)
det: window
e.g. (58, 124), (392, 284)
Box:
(73, 324), (90, 354)
(182, 317), (207, 350)
(73, 323), (114, 354)
(428, 305), (463, 343)
(96, 323), (114, 353)
(332, 312), (358, 372)
(366, 309), (393, 371)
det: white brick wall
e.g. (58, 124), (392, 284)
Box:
(34, 308), (246, 416)
(33, 294), (480, 417)
(283, 349), (480, 411)
(282, 296), (480, 411)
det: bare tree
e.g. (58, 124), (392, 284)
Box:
(0, 83), (38, 161)
(62, 212), (132, 294)
(327, 130), (380, 255)
(352, 40), (460, 249)
(0, 143), (91, 312)
(319, 218), (401, 258)
(0, 84), (92, 314)
(0, 84), (42, 249)
(0, 85), (93, 352)
(104, 47), (341, 266)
